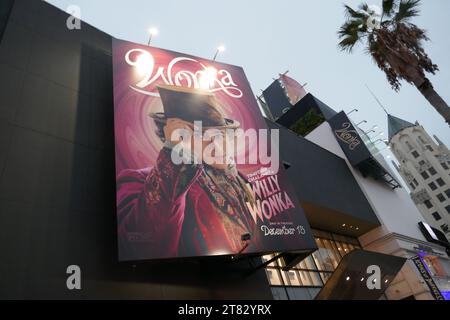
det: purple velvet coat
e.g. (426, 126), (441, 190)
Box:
(116, 147), (258, 261)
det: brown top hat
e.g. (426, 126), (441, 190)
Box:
(150, 85), (240, 129)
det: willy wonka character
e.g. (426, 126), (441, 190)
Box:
(117, 85), (259, 261)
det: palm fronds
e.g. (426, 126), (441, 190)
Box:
(338, 5), (370, 52)
(395, 0), (420, 23)
(382, 0), (396, 18)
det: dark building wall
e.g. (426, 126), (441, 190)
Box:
(277, 93), (338, 129)
(0, 0), (14, 41)
(265, 119), (380, 235)
(262, 80), (292, 120)
(0, 0), (272, 299)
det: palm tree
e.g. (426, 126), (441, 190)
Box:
(338, 0), (450, 124)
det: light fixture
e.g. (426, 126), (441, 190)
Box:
(213, 45), (225, 61)
(370, 132), (385, 140)
(199, 67), (218, 89)
(361, 277), (365, 282)
(342, 224), (346, 227)
(356, 120), (367, 127)
(135, 53), (154, 76)
(364, 125), (378, 135)
(147, 27), (158, 46)
(346, 276), (350, 281)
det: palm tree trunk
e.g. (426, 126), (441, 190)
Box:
(382, 46), (450, 125)
(415, 78), (450, 125)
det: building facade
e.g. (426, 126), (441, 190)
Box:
(1, 0), (449, 300)
(261, 78), (450, 300)
(388, 115), (450, 241)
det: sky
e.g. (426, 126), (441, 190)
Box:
(46, 0), (450, 148)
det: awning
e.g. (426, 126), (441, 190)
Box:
(315, 250), (407, 300)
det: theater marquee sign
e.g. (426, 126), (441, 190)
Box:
(329, 111), (370, 166)
(411, 255), (445, 300)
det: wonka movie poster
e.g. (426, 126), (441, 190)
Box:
(113, 38), (316, 261)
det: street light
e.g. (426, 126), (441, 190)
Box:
(213, 45), (225, 61)
(364, 125), (378, 135)
(356, 120), (367, 127)
(347, 109), (358, 116)
(148, 27), (158, 46)
(369, 131), (384, 140)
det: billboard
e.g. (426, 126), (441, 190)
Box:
(113, 38), (316, 261)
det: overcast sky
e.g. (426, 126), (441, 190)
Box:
(47, 0), (450, 147)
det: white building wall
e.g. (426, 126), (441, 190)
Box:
(390, 125), (450, 240)
(306, 122), (426, 240)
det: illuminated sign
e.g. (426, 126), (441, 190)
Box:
(112, 38), (316, 261)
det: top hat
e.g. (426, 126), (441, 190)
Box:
(150, 85), (240, 129)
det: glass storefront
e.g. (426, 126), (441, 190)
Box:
(263, 229), (361, 298)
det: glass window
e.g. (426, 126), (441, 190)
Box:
(441, 224), (450, 233)
(297, 271), (323, 287)
(262, 254), (277, 267)
(437, 193), (446, 202)
(313, 238), (341, 271)
(429, 167), (437, 176)
(410, 183), (416, 190)
(319, 272), (332, 285)
(264, 230), (361, 292)
(413, 179), (419, 186)
(426, 145), (433, 152)
(266, 268), (283, 286)
(312, 250), (334, 272)
(429, 182), (438, 191)
(297, 255), (318, 271)
(419, 160), (426, 166)
(424, 200), (433, 209)
(442, 163), (449, 170)
(446, 206), (450, 214)
(412, 151), (420, 158)
(280, 270), (301, 287)
(421, 171), (430, 180)
(437, 178), (445, 187)
(445, 189), (450, 198)
(336, 241), (358, 256)
(432, 212), (442, 221)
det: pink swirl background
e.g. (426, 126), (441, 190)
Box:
(113, 38), (266, 176)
